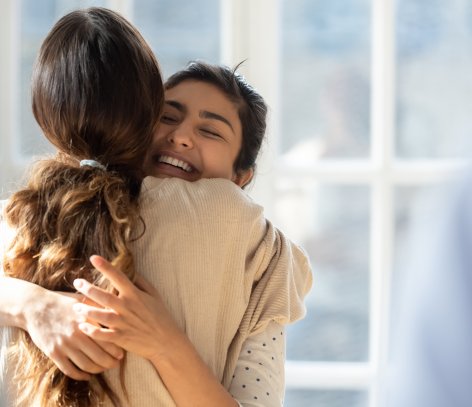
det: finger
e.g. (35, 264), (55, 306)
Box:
(58, 291), (84, 301)
(73, 279), (122, 311)
(96, 340), (125, 361)
(64, 343), (115, 374)
(78, 322), (118, 343)
(90, 255), (134, 293)
(67, 330), (123, 370)
(58, 291), (101, 308)
(73, 303), (121, 328)
(75, 348), (121, 372)
(50, 352), (91, 381)
(134, 275), (157, 295)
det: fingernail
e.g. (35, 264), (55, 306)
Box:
(73, 279), (84, 289)
(90, 255), (103, 266)
(78, 323), (89, 332)
(73, 303), (83, 313)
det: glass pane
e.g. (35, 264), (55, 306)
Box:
(133, 0), (220, 78)
(396, 0), (472, 158)
(280, 0), (371, 163)
(276, 181), (370, 361)
(285, 389), (368, 407)
(19, 0), (106, 156)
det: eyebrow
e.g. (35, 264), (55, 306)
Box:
(200, 111), (234, 133)
(165, 100), (186, 112)
(165, 100), (234, 133)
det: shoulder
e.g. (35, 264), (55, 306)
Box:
(141, 176), (254, 203)
(140, 177), (264, 222)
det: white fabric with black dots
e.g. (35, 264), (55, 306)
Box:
(230, 321), (285, 406)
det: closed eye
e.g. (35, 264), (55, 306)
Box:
(160, 114), (178, 124)
(201, 129), (224, 139)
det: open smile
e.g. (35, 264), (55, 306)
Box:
(157, 155), (194, 173)
(148, 152), (200, 181)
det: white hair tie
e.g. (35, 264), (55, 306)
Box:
(79, 159), (107, 171)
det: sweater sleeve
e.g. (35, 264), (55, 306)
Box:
(221, 195), (313, 389)
(241, 220), (313, 336)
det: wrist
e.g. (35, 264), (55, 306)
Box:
(148, 331), (237, 407)
(149, 328), (189, 368)
(0, 277), (46, 330)
(21, 283), (50, 331)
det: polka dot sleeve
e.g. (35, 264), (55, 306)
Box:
(229, 321), (285, 406)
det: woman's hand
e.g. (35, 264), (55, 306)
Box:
(24, 288), (124, 380)
(74, 255), (239, 407)
(73, 255), (182, 362)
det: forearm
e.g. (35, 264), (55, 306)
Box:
(150, 333), (238, 407)
(73, 256), (239, 405)
(0, 276), (44, 329)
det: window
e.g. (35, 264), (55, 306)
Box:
(132, 0), (221, 78)
(1, 1), (470, 405)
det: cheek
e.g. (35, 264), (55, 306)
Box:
(142, 156), (152, 175)
(153, 125), (169, 143)
(200, 148), (233, 176)
(217, 152), (238, 177)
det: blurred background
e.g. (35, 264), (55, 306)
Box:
(1, 0), (472, 406)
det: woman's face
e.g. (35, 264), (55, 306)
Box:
(143, 80), (252, 187)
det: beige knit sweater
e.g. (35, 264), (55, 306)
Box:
(103, 177), (312, 406)
(1, 177), (312, 406)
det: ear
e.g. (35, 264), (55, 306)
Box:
(232, 168), (254, 188)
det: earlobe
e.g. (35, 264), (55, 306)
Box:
(233, 168), (254, 188)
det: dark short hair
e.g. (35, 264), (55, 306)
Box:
(165, 61), (267, 176)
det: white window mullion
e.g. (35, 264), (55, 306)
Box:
(221, 0), (280, 219)
(220, 0), (250, 67)
(286, 361), (372, 390)
(370, 0), (396, 406)
(392, 160), (467, 185)
(369, 176), (393, 407)
(371, 0), (396, 169)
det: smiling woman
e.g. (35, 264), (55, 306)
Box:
(143, 61), (268, 189)
(144, 80), (243, 183)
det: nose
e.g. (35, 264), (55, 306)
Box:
(166, 126), (194, 149)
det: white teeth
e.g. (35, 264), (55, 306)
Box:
(158, 155), (192, 172)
